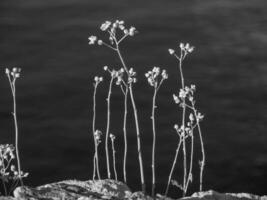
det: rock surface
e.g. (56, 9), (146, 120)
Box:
(182, 190), (267, 200)
(0, 180), (266, 200)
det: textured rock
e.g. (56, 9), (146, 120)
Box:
(1, 180), (265, 200)
(13, 179), (132, 200)
(181, 190), (267, 200)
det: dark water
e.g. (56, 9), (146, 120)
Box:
(1, 0), (267, 197)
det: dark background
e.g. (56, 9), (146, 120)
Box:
(0, 0), (267, 197)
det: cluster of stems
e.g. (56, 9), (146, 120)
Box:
(89, 20), (205, 197)
(89, 20), (145, 192)
(165, 44), (205, 196)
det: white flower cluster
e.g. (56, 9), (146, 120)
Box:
(173, 124), (192, 137)
(94, 130), (102, 144)
(145, 67), (168, 87)
(173, 84), (196, 104)
(0, 144), (28, 180)
(5, 68), (21, 79)
(109, 134), (116, 141)
(103, 66), (126, 85)
(128, 68), (137, 84)
(168, 43), (194, 57)
(88, 20), (137, 46)
(180, 43), (194, 53)
(94, 76), (103, 84)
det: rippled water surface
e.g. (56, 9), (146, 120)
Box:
(0, 0), (267, 196)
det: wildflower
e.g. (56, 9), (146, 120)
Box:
(129, 68), (136, 76)
(189, 113), (194, 122)
(173, 94), (180, 104)
(168, 49), (175, 55)
(103, 66), (108, 71)
(110, 134), (116, 140)
(124, 29), (129, 35)
(196, 112), (204, 121)
(191, 84), (196, 91)
(179, 89), (187, 98)
(129, 27), (136, 36)
(88, 36), (97, 45)
(11, 165), (16, 172)
(94, 130), (102, 142)
(100, 21), (112, 31)
(161, 70), (168, 79)
(94, 76), (103, 83)
(5, 68), (10, 75)
(180, 42), (194, 53)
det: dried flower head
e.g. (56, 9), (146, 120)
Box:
(110, 134), (116, 140)
(88, 36), (97, 45)
(145, 66), (168, 87)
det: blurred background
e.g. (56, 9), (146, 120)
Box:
(0, 0), (267, 197)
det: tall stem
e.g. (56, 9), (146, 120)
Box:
(165, 139), (182, 196)
(92, 84), (101, 179)
(179, 57), (187, 196)
(197, 123), (205, 191)
(151, 87), (157, 197)
(105, 76), (114, 179)
(11, 81), (23, 186)
(192, 106), (205, 191)
(123, 87), (128, 183)
(111, 139), (118, 181)
(185, 128), (194, 192)
(116, 46), (145, 192)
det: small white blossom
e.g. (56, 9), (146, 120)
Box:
(168, 49), (175, 55)
(173, 94), (180, 104)
(110, 134), (116, 140)
(88, 36), (97, 45)
(161, 70), (168, 79)
(179, 89), (187, 98)
(189, 113), (194, 122)
(103, 66), (108, 71)
(100, 21), (112, 31)
(5, 68), (10, 75)
(196, 112), (204, 121)
(129, 26), (136, 36)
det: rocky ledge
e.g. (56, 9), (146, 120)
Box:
(0, 179), (266, 200)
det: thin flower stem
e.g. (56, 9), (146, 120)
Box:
(178, 55), (187, 196)
(165, 139), (182, 196)
(92, 83), (101, 179)
(105, 76), (114, 179)
(9, 78), (23, 186)
(111, 138), (118, 181)
(102, 42), (117, 51)
(185, 124), (194, 192)
(151, 85), (157, 198)
(122, 87), (129, 183)
(116, 46), (145, 192)
(192, 104), (205, 191)
(93, 154), (96, 180)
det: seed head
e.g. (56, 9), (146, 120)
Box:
(100, 21), (112, 31)
(168, 49), (175, 55)
(88, 35), (97, 45)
